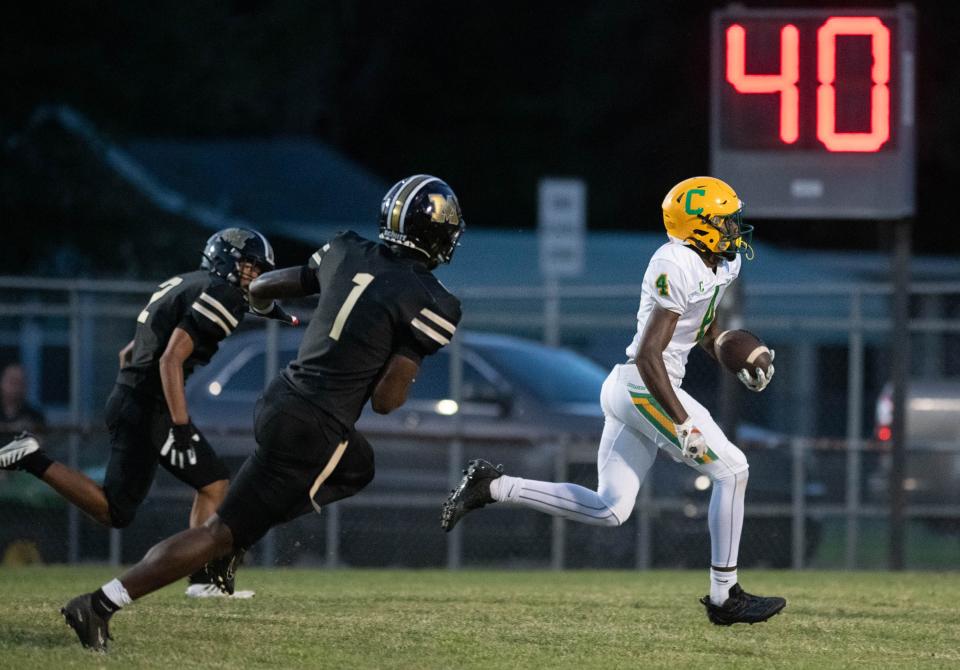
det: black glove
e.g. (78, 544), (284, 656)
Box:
(250, 301), (299, 326)
(161, 422), (199, 469)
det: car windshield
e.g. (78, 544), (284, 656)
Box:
(470, 339), (606, 405)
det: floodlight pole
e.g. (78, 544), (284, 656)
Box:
(888, 217), (911, 570)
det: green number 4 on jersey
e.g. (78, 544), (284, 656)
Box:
(655, 273), (669, 297)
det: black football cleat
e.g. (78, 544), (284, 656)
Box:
(700, 584), (786, 626)
(440, 459), (504, 532)
(0, 432), (40, 470)
(61, 593), (113, 652)
(204, 548), (247, 596)
(185, 552), (255, 598)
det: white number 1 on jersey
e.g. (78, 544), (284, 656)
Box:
(329, 273), (374, 341)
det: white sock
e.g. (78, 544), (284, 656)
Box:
(708, 469), (747, 567)
(101, 578), (133, 609)
(488, 475), (515, 501)
(488, 475), (621, 527)
(710, 568), (737, 606)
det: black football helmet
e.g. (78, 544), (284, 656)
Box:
(201, 227), (275, 287)
(379, 175), (465, 266)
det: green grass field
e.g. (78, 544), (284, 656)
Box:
(1, 568), (958, 669)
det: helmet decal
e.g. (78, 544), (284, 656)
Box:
(379, 174), (465, 266)
(662, 177), (753, 261)
(684, 189), (706, 216)
(220, 228), (255, 249)
(428, 193), (462, 225)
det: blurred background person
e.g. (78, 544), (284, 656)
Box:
(0, 362), (46, 439)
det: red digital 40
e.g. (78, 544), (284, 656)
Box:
(710, 6), (914, 220)
(727, 17), (890, 152)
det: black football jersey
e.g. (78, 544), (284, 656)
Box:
(282, 231), (462, 427)
(117, 270), (248, 398)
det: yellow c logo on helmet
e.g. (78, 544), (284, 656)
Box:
(684, 189), (706, 216)
(661, 176), (750, 257)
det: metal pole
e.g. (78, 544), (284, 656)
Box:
(67, 291), (81, 564)
(109, 528), (122, 566)
(889, 218), (912, 570)
(844, 290), (864, 569)
(446, 335), (465, 569)
(544, 278), (560, 347)
(919, 295), (943, 379)
(19, 317), (43, 408)
(325, 504), (340, 568)
(791, 437), (806, 570)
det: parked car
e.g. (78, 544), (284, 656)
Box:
(873, 380), (960, 534)
(186, 330), (607, 443)
(182, 329), (817, 568)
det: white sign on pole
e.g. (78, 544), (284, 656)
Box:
(538, 178), (586, 279)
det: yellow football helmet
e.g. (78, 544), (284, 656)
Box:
(661, 176), (753, 260)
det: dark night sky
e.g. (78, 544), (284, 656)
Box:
(3, 0), (959, 259)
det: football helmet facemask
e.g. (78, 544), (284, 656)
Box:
(662, 176), (753, 261)
(379, 175), (465, 267)
(201, 228), (276, 290)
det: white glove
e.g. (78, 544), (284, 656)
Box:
(161, 423), (200, 469)
(737, 349), (775, 392)
(675, 418), (707, 462)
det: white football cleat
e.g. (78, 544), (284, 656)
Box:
(0, 433), (41, 470)
(185, 583), (255, 599)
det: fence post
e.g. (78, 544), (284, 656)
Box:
(19, 317), (43, 408)
(67, 290), (81, 564)
(845, 290), (864, 569)
(791, 437), (807, 569)
(544, 279), (560, 347)
(109, 529), (122, 566)
(889, 218), (912, 570)
(446, 334), (464, 569)
(325, 504), (340, 568)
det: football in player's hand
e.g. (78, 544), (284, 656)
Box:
(715, 329), (772, 379)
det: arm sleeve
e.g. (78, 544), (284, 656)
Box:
(395, 294), (462, 362)
(179, 282), (247, 344)
(300, 240), (334, 294)
(646, 258), (690, 314)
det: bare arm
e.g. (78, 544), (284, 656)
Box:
(249, 266), (312, 305)
(637, 306), (688, 424)
(159, 328), (195, 426)
(371, 354), (420, 414)
(118, 339), (135, 369)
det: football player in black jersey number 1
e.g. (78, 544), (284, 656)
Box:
(0, 228), (288, 599)
(58, 175), (465, 651)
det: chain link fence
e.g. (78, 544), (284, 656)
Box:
(1, 277), (959, 570)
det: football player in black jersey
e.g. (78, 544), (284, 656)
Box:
(0, 227), (287, 598)
(58, 175), (465, 651)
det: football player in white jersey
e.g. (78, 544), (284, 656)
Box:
(442, 176), (786, 626)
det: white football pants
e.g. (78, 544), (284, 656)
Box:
(491, 363), (749, 568)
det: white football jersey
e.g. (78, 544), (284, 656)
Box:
(625, 241), (741, 386)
